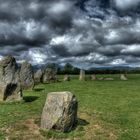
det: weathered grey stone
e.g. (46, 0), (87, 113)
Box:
(41, 91), (78, 132)
(63, 75), (70, 81)
(34, 69), (44, 84)
(91, 74), (96, 80)
(20, 61), (34, 90)
(0, 56), (22, 102)
(42, 68), (57, 83)
(79, 69), (85, 81)
(98, 77), (104, 80)
(120, 74), (128, 80)
(104, 78), (114, 81)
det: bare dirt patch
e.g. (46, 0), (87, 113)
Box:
(5, 118), (45, 140)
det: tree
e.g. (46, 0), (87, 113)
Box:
(47, 63), (57, 72)
(64, 63), (73, 74)
(73, 67), (80, 74)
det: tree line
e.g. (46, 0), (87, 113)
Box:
(46, 63), (140, 74)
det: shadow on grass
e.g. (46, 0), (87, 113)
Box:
(40, 118), (89, 139)
(43, 80), (62, 85)
(71, 118), (89, 131)
(33, 88), (44, 92)
(23, 96), (39, 102)
(77, 118), (89, 126)
(67, 118), (89, 132)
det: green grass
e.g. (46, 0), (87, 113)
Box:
(0, 74), (140, 139)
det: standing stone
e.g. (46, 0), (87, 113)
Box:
(41, 91), (78, 132)
(20, 61), (34, 90)
(63, 75), (70, 81)
(120, 74), (128, 80)
(34, 69), (44, 84)
(79, 69), (85, 81)
(0, 56), (22, 102)
(43, 68), (57, 83)
(91, 74), (96, 80)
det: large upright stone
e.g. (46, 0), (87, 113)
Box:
(34, 69), (44, 84)
(20, 61), (34, 90)
(43, 68), (57, 83)
(41, 91), (78, 132)
(0, 56), (22, 102)
(120, 74), (128, 81)
(79, 69), (85, 81)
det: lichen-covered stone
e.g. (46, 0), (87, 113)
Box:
(41, 91), (78, 132)
(20, 61), (34, 90)
(0, 56), (22, 102)
(34, 69), (44, 84)
(42, 68), (57, 83)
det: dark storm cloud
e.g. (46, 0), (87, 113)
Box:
(45, 1), (74, 30)
(0, 0), (74, 52)
(0, 0), (44, 22)
(0, 0), (140, 68)
(0, 21), (49, 47)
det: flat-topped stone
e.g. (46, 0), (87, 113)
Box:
(41, 91), (78, 132)
(104, 78), (114, 81)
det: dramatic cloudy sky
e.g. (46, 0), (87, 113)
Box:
(0, 0), (140, 68)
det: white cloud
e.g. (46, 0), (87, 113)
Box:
(29, 2), (39, 12)
(28, 49), (47, 65)
(121, 44), (140, 54)
(47, 1), (73, 16)
(0, 55), (3, 60)
(110, 59), (126, 65)
(114, 0), (140, 10)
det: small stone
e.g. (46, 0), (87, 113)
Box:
(91, 74), (97, 80)
(120, 74), (128, 80)
(63, 75), (70, 81)
(98, 77), (104, 80)
(104, 78), (114, 81)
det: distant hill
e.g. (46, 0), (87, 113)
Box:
(31, 63), (140, 74)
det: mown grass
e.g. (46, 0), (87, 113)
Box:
(0, 74), (140, 140)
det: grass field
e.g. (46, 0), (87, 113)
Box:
(0, 74), (140, 140)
